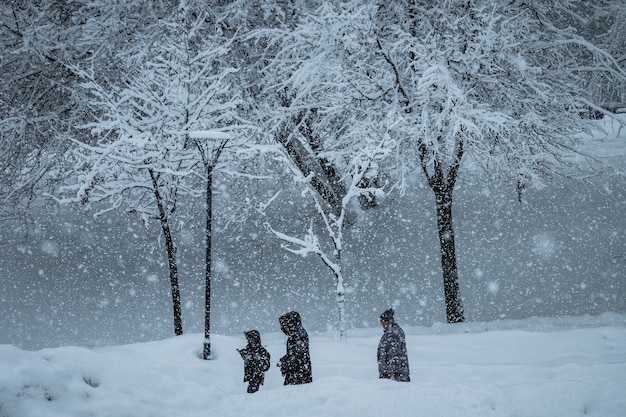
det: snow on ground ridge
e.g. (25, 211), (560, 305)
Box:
(1, 313), (625, 417)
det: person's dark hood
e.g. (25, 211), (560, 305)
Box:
(244, 329), (261, 346)
(380, 308), (395, 323)
(279, 311), (302, 336)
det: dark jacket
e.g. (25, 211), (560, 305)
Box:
(377, 320), (410, 382)
(238, 330), (270, 385)
(278, 311), (312, 385)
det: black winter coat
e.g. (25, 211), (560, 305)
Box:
(239, 330), (270, 385)
(278, 311), (312, 385)
(377, 321), (410, 382)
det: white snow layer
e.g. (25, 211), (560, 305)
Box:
(1, 313), (625, 417)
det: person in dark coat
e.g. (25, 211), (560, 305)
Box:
(377, 308), (410, 382)
(237, 330), (271, 393)
(277, 311), (312, 385)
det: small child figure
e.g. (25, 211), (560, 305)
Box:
(237, 330), (271, 393)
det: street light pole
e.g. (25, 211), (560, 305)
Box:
(190, 130), (231, 361)
(203, 163), (213, 359)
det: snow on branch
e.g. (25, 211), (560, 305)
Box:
(266, 221), (343, 280)
(189, 130), (232, 141)
(265, 222), (321, 257)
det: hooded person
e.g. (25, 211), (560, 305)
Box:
(277, 311), (312, 385)
(237, 330), (271, 393)
(377, 308), (410, 382)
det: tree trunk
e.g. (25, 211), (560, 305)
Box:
(162, 216), (184, 335)
(318, 245), (347, 340)
(335, 270), (346, 341)
(203, 166), (213, 360)
(418, 137), (466, 324)
(149, 169), (183, 336)
(433, 185), (465, 323)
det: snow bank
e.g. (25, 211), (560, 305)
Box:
(1, 314), (625, 417)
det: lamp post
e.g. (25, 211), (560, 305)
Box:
(189, 130), (231, 360)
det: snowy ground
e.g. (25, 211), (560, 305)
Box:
(1, 313), (625, 417)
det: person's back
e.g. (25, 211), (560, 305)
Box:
(278, 311), (312, 385)
(377, 308), (410, 382)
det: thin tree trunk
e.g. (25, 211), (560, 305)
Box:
(149, 168), (183, 336)
(203, 166), (213, 359)
(336, 271), (346, 341)
(433, 185), (465, 323)
(319, 248), (346, 340)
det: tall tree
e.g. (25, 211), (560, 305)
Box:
(268, 132), (393, 340)
(58, 0), (243, 338)
(250, 0), (394, 336)
(274, 0), (626, 323)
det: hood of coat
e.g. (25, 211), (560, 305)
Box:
(244, 330), (261, 346)
(279, 311), (302, 336)
(379, 308), (395, 324)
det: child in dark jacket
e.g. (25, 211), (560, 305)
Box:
(237, 330), (271, 393)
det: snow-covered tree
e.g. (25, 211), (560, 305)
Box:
(57, 1), (244, 339)
(262, 0), (626, 324)
(268, 129), (393, 340)
(0, 1), (85, 223)
(248, 1), (398, 336)
(564, 1), (626, 108)
(247, 0), (388, 219)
